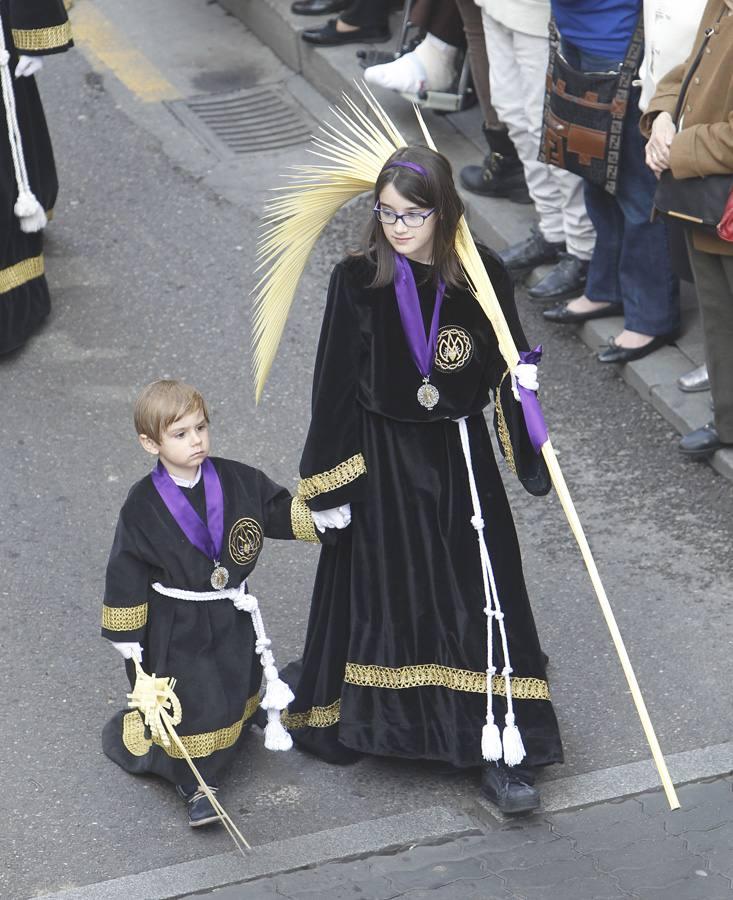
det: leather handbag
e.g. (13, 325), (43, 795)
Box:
(539, 15), (644, 195)
(652, 11), (733, 239)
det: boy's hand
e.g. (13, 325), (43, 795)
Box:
(311, 504), (351, 532)
(15, 56), (44, 78)
(111, 641), (143, 662)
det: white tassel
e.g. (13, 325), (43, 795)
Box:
(481, 721), (503, 762)
(261, 676), (295, 711)
(17, 193), (47, 232)
(263, 708), (293, 751)
(502, 714), (526, 767)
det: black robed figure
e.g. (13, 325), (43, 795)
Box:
(0, 0), (72, 354)
(283, 146), (563, 814)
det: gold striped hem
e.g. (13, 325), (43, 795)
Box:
(291, 496), (319, 543)
(282, 699), (340, 730)
(0, 255), (44, 295)
(297, 453), (366, 502)
(102, 602), (148, 632)
(12, 22), (73, 52)
(495, 368), (517, 475)
(122, 692), (261, 759)
(344, 663), (550, 701)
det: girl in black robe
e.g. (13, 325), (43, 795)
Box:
(0, 0), (72, 354)
(284, 146), (563, 812)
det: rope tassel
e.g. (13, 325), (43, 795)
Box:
(0, 33), (47, 234)
(457, 417), (526, 767)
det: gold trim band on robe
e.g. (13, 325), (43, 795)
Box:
(344, 662), (550, 701)
(12, 22), (73, 52)
(290, 496), (320, 543)
(297, 452), (366, 502)
(282, 699), (340, 730)
(102, 602), (148, 632)
(122, 692), (261, 758)
(0, 255), (44, 295)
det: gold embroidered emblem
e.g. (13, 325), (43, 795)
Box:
(434, 326), (473, 372)
(228, 518), (263, 564)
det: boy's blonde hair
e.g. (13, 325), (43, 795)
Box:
(134, 380), (209, 444)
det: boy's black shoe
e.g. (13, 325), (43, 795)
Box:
(480, 764), (540, 814)
(499, 225), (565, 276)
(176, 784), (221, 827)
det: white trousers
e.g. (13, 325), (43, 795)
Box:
(482, 13), (595, 259)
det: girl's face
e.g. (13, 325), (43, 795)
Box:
(377, 182), (438, 265)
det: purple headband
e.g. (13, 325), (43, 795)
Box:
(385, 161), (428, 177)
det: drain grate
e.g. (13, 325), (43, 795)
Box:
(167, 85), (314, 156)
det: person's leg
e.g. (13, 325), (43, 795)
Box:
(684, 242), (733, 444)
(608, 97), (679, 346)
(340, 0), (391, 28)
(455, 0), (498, 128)
(425, 0), (466, 48)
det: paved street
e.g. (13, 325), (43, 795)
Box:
(1, 2), (731, 898)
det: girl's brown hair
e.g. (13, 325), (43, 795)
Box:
(363, 146), (465, 289)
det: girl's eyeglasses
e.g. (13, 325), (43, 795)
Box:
(373, 206), (435, 228)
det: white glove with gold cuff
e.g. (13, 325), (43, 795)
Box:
(15, 56), (43, 78)
(311, 504), (352, 533)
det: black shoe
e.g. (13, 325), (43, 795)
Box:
(481, 763), (541, 814)
(527, 253), (589, 302)
(597, 332), (678, 364)
(302, 19), (390, 45)
(176, 784), (221, 828)
(499, 225), (565, 275)
(291, 0), (348, 14)
(544, 300), (623, 324)
(460, 126), (531, 204)
(679, 422), (731, 458)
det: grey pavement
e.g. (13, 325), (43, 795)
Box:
(1, 2), (732, 899)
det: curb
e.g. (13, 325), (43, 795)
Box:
(218, 0), (732, 483)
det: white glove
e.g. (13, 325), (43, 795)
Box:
(111, 641), (143, 662)
(311, 504), (351, 533)
(15, 56), (43, 78)
(511, 363), (539, 401)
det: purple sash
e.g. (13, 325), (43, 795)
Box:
(393, 253), (446, 380)
(151, 457), (224, 562)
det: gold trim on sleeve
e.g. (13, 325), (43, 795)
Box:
(297, 453), (366, 502)
(12, 22), (73, 52)
(281, 699), (341, 729)
(121, 692), (261, 759)
(495, 368), (517, 475)
(0, 255), (44, 295)
(102, 602), (148, 632)
(344, 662), (549, 701)
(290, 496), (320, 543)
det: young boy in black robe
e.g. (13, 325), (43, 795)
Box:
(102, 380), (320, 827)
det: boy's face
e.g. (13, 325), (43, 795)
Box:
(139, 409), (210, 479)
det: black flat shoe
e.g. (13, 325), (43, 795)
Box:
(544, 301), (623, 324)
(597, 332), (678, 364)
(291, 0), (348, 14)
(481, 763), (540, 814)
(679, 422), (731, 458)
(302, 19), (390, 45)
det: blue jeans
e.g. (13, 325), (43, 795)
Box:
(561, 41), (680, 335)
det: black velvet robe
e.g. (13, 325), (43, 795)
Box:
(0, 0), (72, 354)
(283, 248), (563, 770)
(102, 457), (319, 785)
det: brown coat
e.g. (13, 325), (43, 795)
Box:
(640, 0), (733, 254)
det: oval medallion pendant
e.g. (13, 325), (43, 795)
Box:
(417, 380), (440, 410)
(211, 564), (229, 590)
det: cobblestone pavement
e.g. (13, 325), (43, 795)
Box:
(188, 777), (733, 900)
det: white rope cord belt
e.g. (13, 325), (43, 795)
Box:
(151, 580), (294, 751)
(0, 13), (47, 233)
(455, 417), (525, 766)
